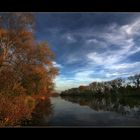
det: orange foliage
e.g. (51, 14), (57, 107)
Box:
(0, 95), (36, 126)
(0, 13), (58, 126)
(79, 85), (88, 91)
(0, 13), (58, 96)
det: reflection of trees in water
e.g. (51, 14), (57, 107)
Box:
(61, 95), (140, 118)
(21, 98), (53, 126)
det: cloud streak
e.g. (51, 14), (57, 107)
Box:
(52, 61), (63, 68)
(36, 13), (140, 91)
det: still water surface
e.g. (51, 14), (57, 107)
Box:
(29, 96), (140, 126)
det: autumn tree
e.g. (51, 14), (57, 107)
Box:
(0, 12), (58, 97)
(79, 85), (88, 92)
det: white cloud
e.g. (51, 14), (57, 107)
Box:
(120, 19), (140, 36)
(55, 69), (112, 91)
(65, 54), (81, 64)
(105, 72), (128, 78)
(74, 70), (94, 82)
(87, 52), (105, 65)
(86, 39), (98, 44)
(67, 35), (75, 42)
(85, 39), (108, 49)
(86, 18), (140, 76)
(55, 17), (140, 91)
(52, 61), (63, 68)
(62, 33), (77, 43)
(54, 70), (95, 91)
(108, 62), (140, 70)
(54, 76), (82, 91)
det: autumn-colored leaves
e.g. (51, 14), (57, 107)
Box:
(0, 13), (58, 126)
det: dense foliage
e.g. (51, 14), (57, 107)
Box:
(0, 13), (58, 126)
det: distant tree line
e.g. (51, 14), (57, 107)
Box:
(61, 73), (140, 97)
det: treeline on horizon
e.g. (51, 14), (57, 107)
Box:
(61, 73), (140, 97)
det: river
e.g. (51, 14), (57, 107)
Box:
(27, 96), (140, 127)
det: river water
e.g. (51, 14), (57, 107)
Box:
(29, 96), (140, 127)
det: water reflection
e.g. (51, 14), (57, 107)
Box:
(61, 95), (140, 119)
(22, 98), (53, 126)
(21, 95), (140, 126)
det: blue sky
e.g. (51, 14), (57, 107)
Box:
(35, 12), (140, 91)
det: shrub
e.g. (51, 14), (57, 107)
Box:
(0, 95), (36, 126)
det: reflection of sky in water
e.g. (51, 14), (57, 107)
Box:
(45, 97), (140, 126)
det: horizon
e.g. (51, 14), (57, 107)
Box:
(35, 12), (140, 92)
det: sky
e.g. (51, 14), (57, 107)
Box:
(35, 12), (140, 92)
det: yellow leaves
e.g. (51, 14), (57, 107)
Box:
(0, 13), (58, 126)
(4, 117), (9, 123)
(0, 95), (35, 126)
(24, 96), (36, 110)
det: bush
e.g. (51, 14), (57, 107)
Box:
(0, 95), (36, 126)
